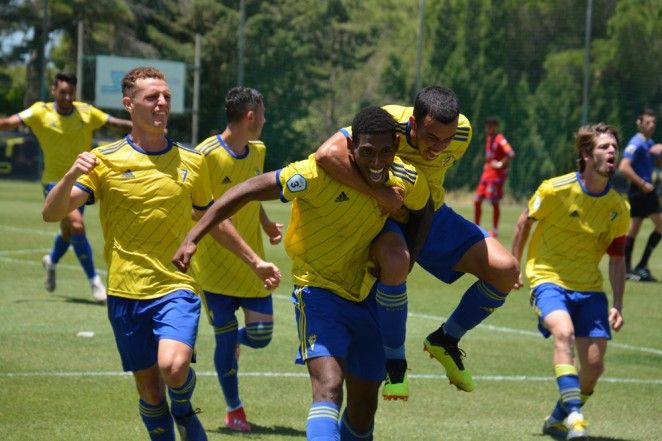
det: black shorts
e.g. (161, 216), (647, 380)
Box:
(628, 187), (661, 218)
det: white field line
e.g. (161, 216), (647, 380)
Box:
(2, 251), (661, 358)
(0, 224), (58, 236)
(1, 371), (661, 385)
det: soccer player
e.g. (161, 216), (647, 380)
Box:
(315, 86), (519, 397)
(41, 67), (280, 441)
(618, 109), (662, 282)
(0, 72), (132, 302)
(192, 86), (282, 432)
(473, 116), (515, 238)
(511, 123), (629, 440)
(173, 106), (433, 441)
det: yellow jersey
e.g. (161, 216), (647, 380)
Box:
(340, 105), (472, 210)
(75, 136), (213, 300)
(525, 172), (630, 292)
(192, 135), (269, 297)
(278, 154), (429, 302)
(19, 101), (109, 184)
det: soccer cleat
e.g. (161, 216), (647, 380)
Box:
(225, 406), (251, 432)
(90, 275), (107, 303)
(565, 411), (588, 440)
(423, 328), (475, 392)
(42, 254), (56, 292)
(625, 271), (641, 281)
(383, 374), (409, 401)
(634, 267), (657, 282)
(542, 415), (568, 439)
(174, 408), (208, 441)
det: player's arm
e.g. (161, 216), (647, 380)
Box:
(192, 209), (281, 290)
(651, 143), (662, 167)
(0, 114), (22, 131)
(315, 131), (404, 214)
(173, 171), (281, 272)
(42, 152), (97, 221)
(511, 208), (536, 289)
(618, 156), (654, 193)
(403, 197), (434, 270)
(259, 204), (283, 245)
(607, 236), (626, 332)
(491, 141), (515, 169)
(107, 115), (133, 131)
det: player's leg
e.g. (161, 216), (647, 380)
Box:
(155, 291), (207, 441)
(41, 184), (70, 292)
(239, 296), (274, 349)
(474, 181), (486, 225)
(62, 207), (107, 302)
(625, 193), (645, 278)
(200, 292), (246, 430)
(340, 290), (385, 440)
(418, 205), (517, 391)
(371, 222), (410, 400)
(108, 295), (175, 440)
(633, 210), (662, 281)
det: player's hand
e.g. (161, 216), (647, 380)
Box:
(262, 221), (284, 245)
(374, 186), (404, 215)
(490, 159), (504, 169)
(67, 152), (98, 179)
(608, 307), (624, 332)
(649, 143), (662, 156)
(253, 260), (282, 290)
(172, 240), (197, 272)
(640, 182), (655, 193)
(513, 272), (524, 289)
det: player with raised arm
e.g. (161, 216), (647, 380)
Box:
(0, 72), (132, 302)
(192, 86), (282, 432)
(315, 86), (519, 398)
(511, 123), (629, 440)
(42, 67), (280, 441)
(173, 106), (433, 441)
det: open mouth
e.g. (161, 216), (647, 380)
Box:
(368, 166), (385, 183)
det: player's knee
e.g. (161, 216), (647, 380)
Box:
(377, 250), (409, 282)
(68, 220), (86, 235)
(240, 321), (273, 348)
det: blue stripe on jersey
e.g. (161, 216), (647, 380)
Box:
(74, 182), (95, 204)
(339, 128), (351, 138)
(98, 139), (125, 155)
(193, 200), (213, 211)
(391, 171), (416, 184)
(390, 162), (417, 179)
(275, 169), (289, 203)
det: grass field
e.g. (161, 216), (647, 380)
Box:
(1, 179), (660, 441)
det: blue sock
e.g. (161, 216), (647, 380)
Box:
(444, 281), (508, 340)
(70, 234), (96, 279)
(214, 318), (241, 409)
(339, 409), (373, 441)
(238, 321), (273, 348)
(550, 399), (567, 421)
(139, 399), (175, 441)
(307, 402), (340, 441)
(49, 234), (70, 264)
(555, 364), (582, 414)
(167, 368), (196, 418)
(375, 282), (407, 359)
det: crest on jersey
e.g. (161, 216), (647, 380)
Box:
(287, 173), (307, 192)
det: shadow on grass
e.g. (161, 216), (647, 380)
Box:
(536, 433), (633, 441)
(64, 296), (106, 306)
(210, 423), (306, 437)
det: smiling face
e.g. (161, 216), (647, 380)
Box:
(51, 80), (76, 115)
(123, 77), (171, 133)
(586, 132), (618, 178)
(351, 132), (398, 187)
(410, 114), (458, 161)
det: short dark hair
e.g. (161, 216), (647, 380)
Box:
(225, 86), (264, 123)
(413, 86), (459, 124)
(121, 66), (166, 97)
(351, 106), (397, 141)
(575, 123), (620, 172)
(53, 72), (77, 87)
(485, 116), (499, 125)
(638, 108), (656, 120)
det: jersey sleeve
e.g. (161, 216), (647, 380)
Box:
(192, 156), (214, 210)
(277, 156), (322, 202)
(74, 151), (104, 205)
(623, 142), (641, 161)
(611, 199), (631, 240)
(88, 105), (111, 130)
(17, 102), (43, 128)
(527, 180), (555, 220)
(400, 165), (430, 212)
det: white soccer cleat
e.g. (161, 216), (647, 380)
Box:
(566, 411), (588, 440)
(90, 275), (107, 304)
(42, 254), (56, 292)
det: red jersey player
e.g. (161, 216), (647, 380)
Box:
(474, 116), (515, 237)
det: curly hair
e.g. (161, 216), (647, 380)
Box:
(121, 66), (166, 97)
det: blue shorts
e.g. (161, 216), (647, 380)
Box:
(201, 291), (273, 326)
(43, 183), (84, 214)
(291, 286), (386, 382)
(107, 290), (202, 372)
(386, 204), (489, 284)
(531, 283), (611, 339)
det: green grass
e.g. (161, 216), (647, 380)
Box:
(1, 179), (660, 441)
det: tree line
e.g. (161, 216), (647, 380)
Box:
(1, 0), (660, 197)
